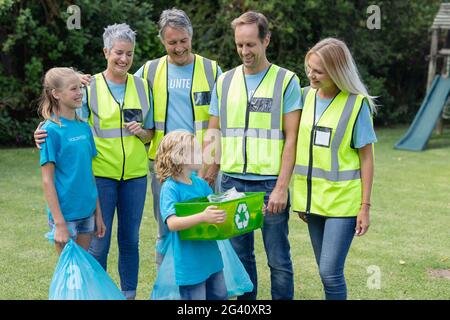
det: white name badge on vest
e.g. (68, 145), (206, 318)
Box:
(313, 126), (332, 148)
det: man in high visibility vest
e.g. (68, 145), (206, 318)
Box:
(133, 8), (223, 266)
(205, 11), (301, 300)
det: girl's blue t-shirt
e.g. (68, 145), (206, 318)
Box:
(160, 173), (223, 286)
(39, 117), (98, 222)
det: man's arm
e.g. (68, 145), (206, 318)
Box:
(200, 115), (221, 186)
(267, 110), (301, 214)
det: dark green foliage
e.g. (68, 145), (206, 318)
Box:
(0, 0), (443, 145)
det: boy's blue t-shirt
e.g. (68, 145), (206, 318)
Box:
(80, 79), (154, 129)
(160, 173), (223, 286)
(314, 96), (377, 148)
(135, 62), (222, 134)
(209, 66), (302, 181)
(39, 117), (98, 222)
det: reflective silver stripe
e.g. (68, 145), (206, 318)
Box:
(155, 121), (165, 131)
(203, 58), (215, 91)
(133, 75), (149, 119)
(146, 58), (161, 88)
(222, 128), (284, 140)
(91, 127), (134, 138)
(195, 120), (209, 131)
(295, 165), (360, 181)
(302, 86), (311, 106)
(294, 93), (360, 181)
(89, 76), (100, 129)
(89, 76), (148, 139)
(220, 68), (236, 135)
(271, 68), (287, 130)
(330, 94), (357, 173)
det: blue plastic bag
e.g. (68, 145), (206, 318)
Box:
(150, 235), (253, 300)
(150, 233), (180, 300)
(49, 239), (125, 300)
(217, 239), (254, 298)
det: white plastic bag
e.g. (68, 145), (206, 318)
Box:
(207, 187), (246, 203)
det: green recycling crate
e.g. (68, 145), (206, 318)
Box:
(175, 192), (265, 240)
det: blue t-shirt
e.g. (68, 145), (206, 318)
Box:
(160, 173), (223, 286)
(209, 66), (302, 180)
(40, 117), (98, 222)
(80, 79), (154, 129)
(314, 96), (377, 148)
(135, 62), (222, 134)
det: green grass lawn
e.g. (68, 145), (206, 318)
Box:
(0, 126), (449, 300)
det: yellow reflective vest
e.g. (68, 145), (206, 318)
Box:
(293, 86), (367, 217)
(143, 54), (217, 160)
(87, 73), (150, 180)
(216, 64), (295, 175)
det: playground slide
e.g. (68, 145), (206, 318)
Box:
(394, 75), (450, 151)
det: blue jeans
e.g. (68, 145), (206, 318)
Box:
(307, 214), (356, 300)
(179, 270), (228, 300)
(88, 176), (147, 299)
(221, 175), (294, 300)
(48, 214), (95, 240)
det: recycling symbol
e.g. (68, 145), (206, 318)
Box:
(235, 202), (250, 230)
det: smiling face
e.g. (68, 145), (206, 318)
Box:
(52, 75), (83, 110)
(234, 23), (270, 74)
(104, 40), (134, 78)
(161, 26), (193, 66)
(306, 53), (336, 92)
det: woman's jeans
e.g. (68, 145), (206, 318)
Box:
(307, 214), (356, 300)
(88, 176), (147, 299)
(221, 175), (294, 300)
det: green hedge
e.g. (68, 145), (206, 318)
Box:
(0, 0), (442, 146)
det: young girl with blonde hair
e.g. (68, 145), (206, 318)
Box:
(39, 67), (106, 255)
(154, 130), (229, 300)
(293, 38), (377, 299)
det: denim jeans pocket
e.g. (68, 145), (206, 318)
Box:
(263, 178), (277, 190)
(220, 174), (233, 190)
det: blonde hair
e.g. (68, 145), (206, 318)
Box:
(305, 38), (377, 114)
(155, 130), (196, 183)
(38, 67), (81, 125)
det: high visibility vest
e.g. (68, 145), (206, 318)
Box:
(216, 64), (295, 175)
(143, 54), (217, 160)
(87, 73), (150, 180)
(293, 86), (367, 217)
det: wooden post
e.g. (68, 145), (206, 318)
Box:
(427, 29), (439, 91)
(428, 29), (441, 134)
(436, 31), (450, 135)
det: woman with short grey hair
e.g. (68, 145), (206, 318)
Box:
(103, 22), (136, 50)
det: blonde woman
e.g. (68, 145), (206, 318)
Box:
(292, 38), (377, 300)
(38, 67), (106, 255)
(155, 130), (228, 300)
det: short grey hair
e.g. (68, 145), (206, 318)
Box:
(103, 23), (136, 50)
(158, 8), (193, 39)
